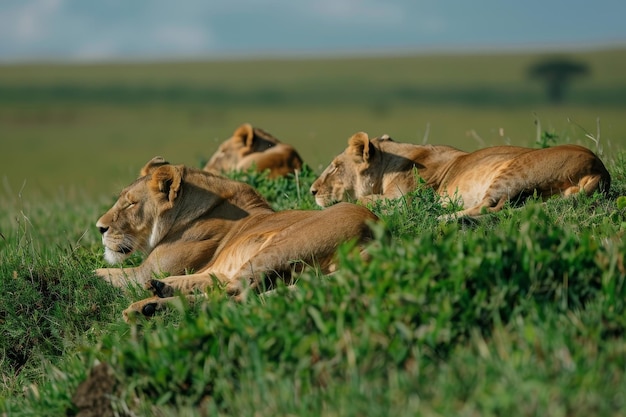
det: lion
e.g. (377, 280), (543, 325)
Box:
(310, 132), (611, 219)
(95, 157), (378, 321)
(204, 123), (304, 178)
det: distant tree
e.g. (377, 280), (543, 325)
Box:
(528, 57), (590, 104)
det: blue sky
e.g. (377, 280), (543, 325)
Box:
(1, 0), (625, 62)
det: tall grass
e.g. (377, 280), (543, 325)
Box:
(1, 142), (625, 416)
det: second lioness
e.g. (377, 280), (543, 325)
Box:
(96, 157), (377, 321)
(204, 123), (304, 178)
(310, 132), (611, 218)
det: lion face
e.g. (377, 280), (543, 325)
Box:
(96, 180), (155, 264)
(310, 132), (380, 207)
(310, 158), (358, 207)
(96, 157), (182, 265)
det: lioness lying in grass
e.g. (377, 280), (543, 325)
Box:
(96, 157), (378, 321)
(311, 132), (611, 219)
(204, 123), (304, 178)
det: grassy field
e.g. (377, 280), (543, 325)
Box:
(1, 161), (625, 416)
(1, 48), (626, 415)
(1, 47), (626, 197)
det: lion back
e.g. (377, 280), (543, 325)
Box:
(205, 123), (304, 178)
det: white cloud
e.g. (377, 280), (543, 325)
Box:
(72, 25), (212, 60)
(0, 0), (624, 61)
(1, 0), (63, 42)
(70, 25), (214, 61)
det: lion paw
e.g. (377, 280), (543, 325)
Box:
(141, 302), (158, 317)
(94, 268), (132, 288)
(122, 299), (162, 322)
(146, 279), (175, 298)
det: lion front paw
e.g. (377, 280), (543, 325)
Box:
(122, 298), (163, 323)
(94, 268), (129, 287)
(145, 279), (175, 298)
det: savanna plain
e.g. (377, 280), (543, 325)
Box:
(1, 48), (626, 416)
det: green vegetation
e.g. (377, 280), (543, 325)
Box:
(1, 49), (626, 415)
(1, 145), (626, 415)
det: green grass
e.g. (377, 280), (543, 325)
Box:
(1, 49), (626, 416)
(1, 144), (626, 415)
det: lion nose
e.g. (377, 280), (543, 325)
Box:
(310, 186), (318, 196)
(98, 225), (109, 235)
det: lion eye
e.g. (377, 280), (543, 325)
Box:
(126, 202), (136, 209)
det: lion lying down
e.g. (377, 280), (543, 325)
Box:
(95, 157), (378, 321)
(204, 123), (304, 178)
(310, 132), (611, 219)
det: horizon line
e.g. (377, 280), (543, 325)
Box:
(1, 39), (625, 66)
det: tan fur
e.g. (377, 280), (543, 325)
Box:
(204, 123), (304, 178)
(310, 132), (611, 219)
(95, 157), (377, 321)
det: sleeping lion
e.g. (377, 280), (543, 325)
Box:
(310, 132), (611, 219)
(204, 123), (304, 178)
(95, 157), (378, 321)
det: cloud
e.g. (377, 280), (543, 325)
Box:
(71, 25), (214, 60)
(0, 0), (624, 62)
(0, 0), (216, 61)
(0, 0), (63, 43)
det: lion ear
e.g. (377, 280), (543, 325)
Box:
(140, 156), (170, 177)
(234, 123), (256, 148)
(348, 132), (374, 163)
(149, 164), (183, 205)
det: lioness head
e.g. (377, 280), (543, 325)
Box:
(204, 123), (285, 172)
(311, 132), (389, 207)
(96, 157), (183, 264)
